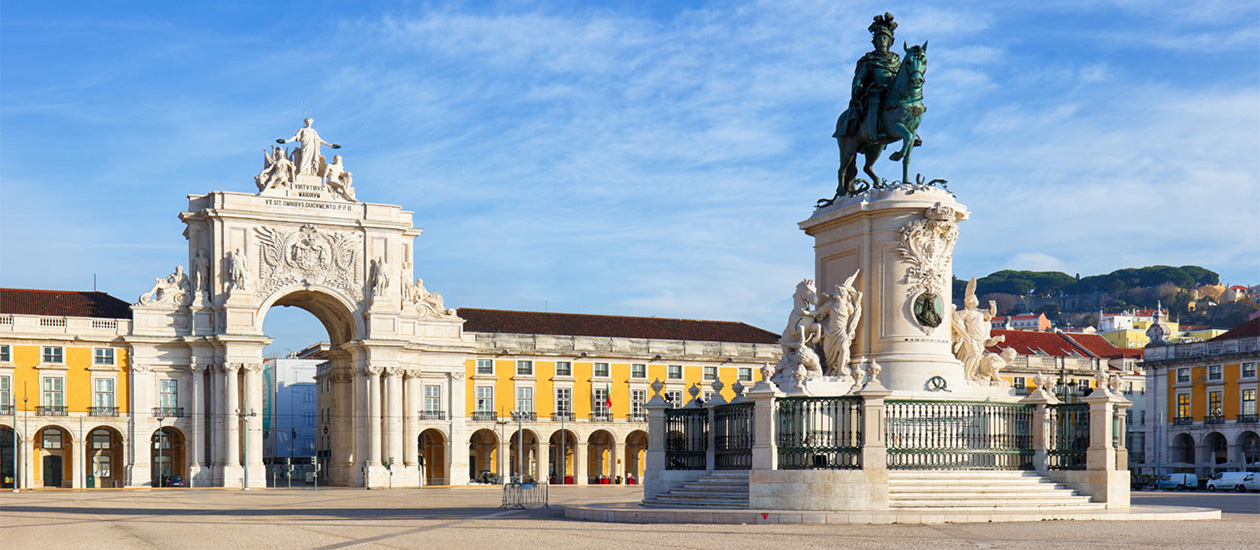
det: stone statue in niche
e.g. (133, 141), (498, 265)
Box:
(138, 266), (192, 307)
(950, 277), (1006, 383)
(255, 146), (297, 191)
(227, 248), (250, 293)
(820, 270), (862, 377)
(277, 117), (340, 177)
(368, 257), (390, 299)
(192, 249), (210, 294)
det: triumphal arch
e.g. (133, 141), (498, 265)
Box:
(127, 119), (472, 488)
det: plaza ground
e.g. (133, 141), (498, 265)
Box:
(0, 486), (1255, 549)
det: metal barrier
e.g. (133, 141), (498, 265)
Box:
(1047, 403), (1089, 470)
(776, 396), (863, 470)
(500, 482), (549, 509)
(664, 408), (708, 470)
(713, 402), (753, 470)
(885, 400), (1033, 470)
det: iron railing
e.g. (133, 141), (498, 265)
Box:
(418, 411), (446, 420)
(472, 411), (497, 421)
(36, 405), (68, 416)
(777, 396), (862, 470)
(0, 404), (13, 415)
(590, 412), (613, 422)
(1172, 416), (1193, 426)
(551, 412), (574, 422)
(885, 400), (1033, 470)
(1206, 415), (1225, 424)
(713, 402), (753, 470)
(152, 407), (185, 418)
(1048, 403), (1089, 470)
(89, 406), (119, 417)
(664, 408), (707, 470)
(1238, 414), (1258, 424)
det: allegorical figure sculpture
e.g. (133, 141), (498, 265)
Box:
(138, 266), (191, 307)
(278, 117), (340, 176)
(192, 249), (210, 294)
(227, 248), (250, 292)
(256, 146), (297, 190)
(825, 12), (930, 205)
(774, 279), (825, 381)
(369, 257), (390, 299)
(321, 154), (356, 201)
(820, 270), (862, 377)
(950, 277), (1006, 383)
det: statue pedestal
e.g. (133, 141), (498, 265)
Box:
(801, 185), (1002, 399)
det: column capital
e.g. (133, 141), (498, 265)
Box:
(224, 363), (242, 373)
(365, 365), (384, 376)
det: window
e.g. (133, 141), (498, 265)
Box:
(475, 386), (494, 412)
(0, 375), (9, 408)
(94, 455), (112, 478)
(42, 346), (63, 364)
(43, 377), (64, 407)
(738, 368), (752, 382)
(593, 387), (610, 417)
(1176, 368), (1190, 384)
(667, 365), (682, 380)
(476, 359), (494, 375)
(631, 364), (646, 379)
(665, 390), (683, 408)
(0, 344), (9, 362)
(304, 391), (314, 403)
(424, 384), (441, 413)
(1208, 365), (1223, 381)
(159, 380), (178, 408)
(43, 429), (62, 450)
(516, 386), (534, 413)
(304, 412), (315, 426)
(516, 360), (533, 376)
(703, 366), (717, 380)
(1243, 389), (1257, 416)
(1208, 391), (1223, 418)
(555, 361), (572, 377)
(94, 348), (115, 366)
(631, 389), (646, 420)
(93, 378), (115, 408)
(1013, 377), (1026, 394)
(702, 391), (713, 402)
(1243, 362), (1257, 378)
(1176, 393), (1190, 419)
(594, 363), (610, 378)
(555, 387), (572, 415)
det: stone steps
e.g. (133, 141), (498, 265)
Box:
(888, 470), (1103, 511)
(642, 471), (750, 509)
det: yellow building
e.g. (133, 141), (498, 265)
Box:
(0, 289), (132, 489)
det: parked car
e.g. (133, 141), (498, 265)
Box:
(1130, 475), (1156, 490)
(1155, 473), (1198, 490)
(1243, 473), (1260, 492)
(1207, 472), (1256, 492)
(159, 475), (185, 487)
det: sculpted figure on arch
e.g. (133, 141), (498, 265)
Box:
(278, 117), (340, 176)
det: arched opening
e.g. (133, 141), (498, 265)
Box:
(260, 288), (358, 487)
(418, 428), (446, 486)
(624, 430), (649, 483)
(1238, 431), (1260, 470)
(1203, 432), (1228, 468)
(507, 429), (540, 482)
(35, 425), (71, 488)
(1172, 433), (1195, 465)
(152, 427), (186, 486)
(468, 428), (499, 483)
(87, 426), (124, 488)
(548, 429), (577, 484)
(587, 430), (616, 484)
(0, 426), (19, 489)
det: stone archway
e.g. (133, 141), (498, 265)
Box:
(152, 427), (186, 486)
(508, 429), (541, 482)
(87, 426), (124, 488)
(1238, 431), (1260, 468)
(469, 429), (499, 483)
(1172, 433), (1195, 465)
(548, 429), (577, 484)
(587, 430), (616, 483)
(34, 425), (72, 488)
(1202, 432), (1228, 469)
(418, 428), (446, 486)
(0, 425), (19, 489)
(624, 429), (648, 482)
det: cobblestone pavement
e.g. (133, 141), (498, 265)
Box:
(1, 486), (1255, 549)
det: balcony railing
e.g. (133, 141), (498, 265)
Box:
(590, 412), (613, 422)
(1237, 414), (1258, 424)
(36, 405), (68, 416)
(471, 411), (497, 421)
(418, 411), (446, 421)
(0, 404), (13, 415)
(551, 412), (574, 422)
(510, 411), (537, 421)
(152, 407), (186, 418)
(1172, 416), (1193, 426)
(89, 406), (119, 417)
(629, 413), (648, 422)
(1206, 415), (1225, 425)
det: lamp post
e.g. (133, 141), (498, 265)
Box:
(12, 388), (21, 492)
(237, 408), (257, 490)
(23, 383), (29, 491)
(509, 411), (526, 483)
(155, 412), (166, 487)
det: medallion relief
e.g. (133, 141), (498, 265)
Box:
(894, 201), (962, 333)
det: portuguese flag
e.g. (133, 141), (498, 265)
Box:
(604, 383), (612, 409)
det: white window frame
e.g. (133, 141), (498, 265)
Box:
(630, 389), (647, 420)
(159, 379), (179, 409)
(516, 360), (534, 376)
(424, 384), (442, 414)
(1176, 392), (1191, 420)
(665, 390), (683, 409)
(554, 386), (572, 416)
(593, 387), (610, 417)
(593, 362), (610, 378)
(42, 346), (64, 364)
(1207, 364), (1223, 381)
(475, 386), (494, 413)
(93, 348), (115, 366)
(516, 386), (534, 413)
(1242, 388), (1257, 416)
(703, 366), (717, 380)
(555, 361), (572, 377)
(93, 377), (116, 408)
(1176, 368), (1190, 384)
(1207, 390), (1223, 417)
(1243, 362), (1257, 379)
(476, 359), (494, 375)
(0, 344), (10, 363)
(0, 375), (10, 408)
(737, 367), (752, 382)
(667, 365), (682, 380)
(42, 376), (65, 407)
(630, 364), (646, 379)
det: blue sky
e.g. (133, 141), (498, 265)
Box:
(2, 1), (1257, 355)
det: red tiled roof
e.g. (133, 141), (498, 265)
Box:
(1209, 317), (1260, 342)
(989, 330), (1087, 357)
(0, 288), (132, 319)
(457, 308), (779, 344)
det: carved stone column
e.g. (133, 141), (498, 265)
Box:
(189, 363), (205, 480)
(243, 362), (265, 487)
(385, 367), (404, 466)
(367, 366), (383, 466)
(223, 364), (241, 471)
(208, 363), (223, 481)
(403, 370), (420, 467)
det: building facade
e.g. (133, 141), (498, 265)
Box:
(1141, 318), (1260, 477)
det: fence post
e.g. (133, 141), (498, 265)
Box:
(705, 380), (726, 472)
(1021, 385), (1059, 474)
(643, 379), (671, 501)
(1082, 381), (1131, 507)
(747, 378), (782, 471)
(856, 384), (891, 471)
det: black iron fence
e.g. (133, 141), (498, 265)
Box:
(776, 396), (862, 470)
(885, 400), (1033, 470)
(664, 408), (708, 470)
(1047, 403), (1089, 470)
(713, 402), (753, 470)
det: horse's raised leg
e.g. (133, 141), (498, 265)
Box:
(861, 145), (883, 185)
(887, 122), (916, 183)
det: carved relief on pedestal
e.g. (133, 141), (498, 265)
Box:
(404, 278), (459, 319)
(895, 201), (964, 333)
(136, 266), (193, 308)
(255, 224), (362, 302)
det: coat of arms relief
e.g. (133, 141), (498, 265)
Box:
(255, 224), (362, 302)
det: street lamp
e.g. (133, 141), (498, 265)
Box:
(12, 387), (21, 492)
(155, 411), (166, 487)
(236, 408), (257, 490)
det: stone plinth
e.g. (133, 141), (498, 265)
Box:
(801, 185), (992, 398)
